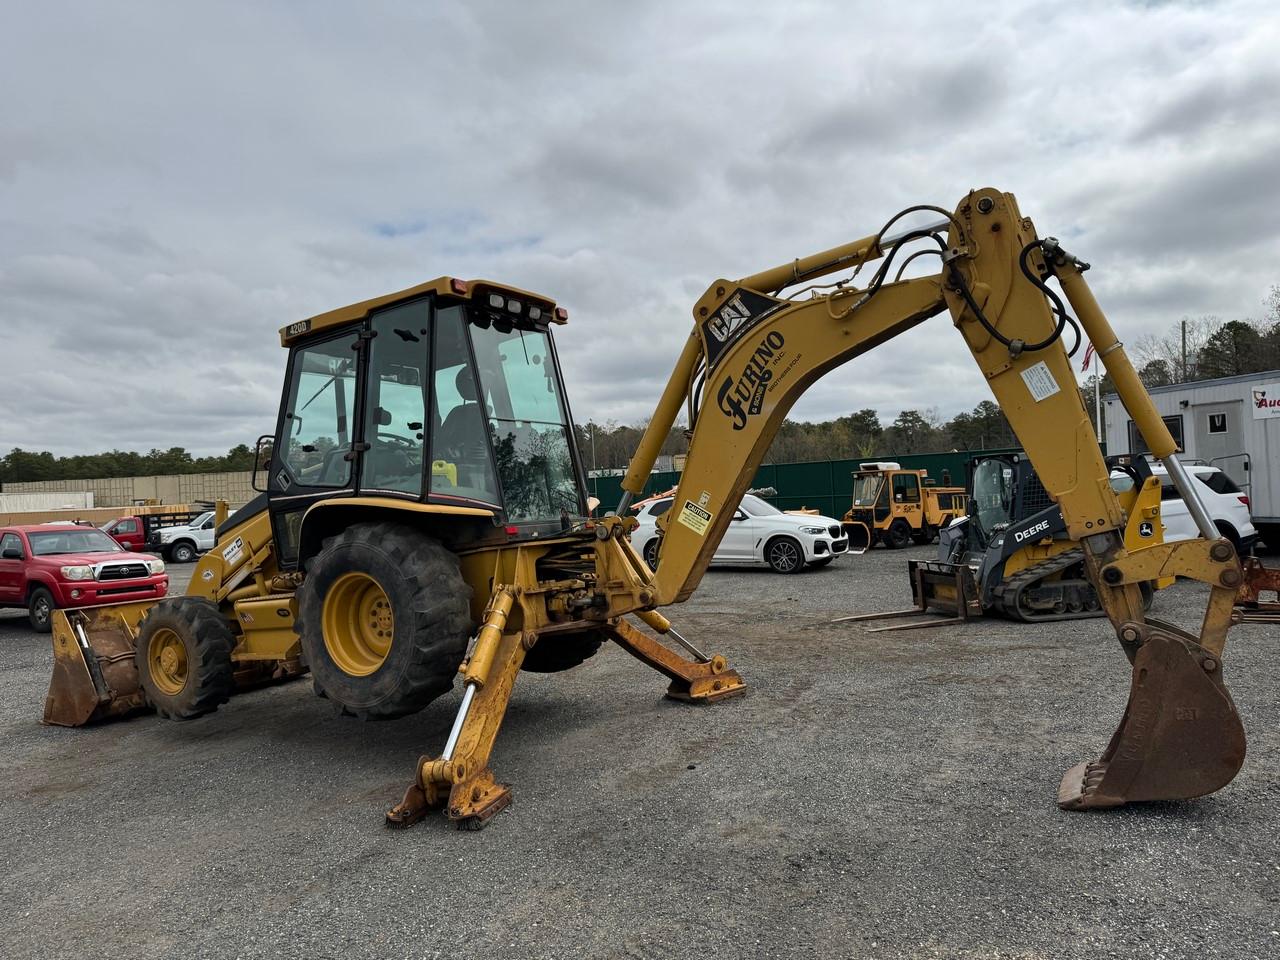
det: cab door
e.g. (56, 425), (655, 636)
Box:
(267, 328), (363, 569)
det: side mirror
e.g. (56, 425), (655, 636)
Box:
(733, 512), (747, 521)
(2, 548), (22, 560)
(252, 434), (274, 493)
(122, 543), (134, 551)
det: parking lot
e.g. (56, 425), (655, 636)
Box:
(2, 545), (1278, 959)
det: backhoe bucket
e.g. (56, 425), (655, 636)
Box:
(843, 521), (872, 555)
(1058, 625), (1246, 809)
(44, 605), (151, 727)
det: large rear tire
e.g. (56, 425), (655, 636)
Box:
(135, 597), (235, 720)
(294, 523), (473, 720)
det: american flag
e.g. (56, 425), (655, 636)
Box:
(1081, 341), (1096, 372)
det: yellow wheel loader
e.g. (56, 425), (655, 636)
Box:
(45, 189), (1273, 828)
(841, 462), (965, 551)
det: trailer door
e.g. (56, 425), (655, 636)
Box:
(1193, 401), (1248, 487)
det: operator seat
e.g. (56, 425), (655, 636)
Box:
(436, 368), (487, 460)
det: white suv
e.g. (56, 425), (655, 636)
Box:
(630, 493), (848, 574)
(1113, 463), (1258, 554)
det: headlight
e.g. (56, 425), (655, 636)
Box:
(800, 526), (826, 535)
(147, 559), (166, 575)
(61, 565), (95, 581)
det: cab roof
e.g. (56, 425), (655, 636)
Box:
(279, 277), (565, 346)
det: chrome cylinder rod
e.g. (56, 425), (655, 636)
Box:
(1161, 454), (1219, 542)
(441, 683), (477, 761)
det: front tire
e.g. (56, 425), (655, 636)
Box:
(883, 519), (912, 549)
(28, 587), (55, 633)
(170, 541), (198, 564)
(294, 523), (473, 720)
(135, 597), (235, 720)
(765, 536), (805, 574)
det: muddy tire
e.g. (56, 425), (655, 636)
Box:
(294, 523), (472, 720)
(28, 587), (55, 633)
(135, 597), (235, 720)
(883, 519), (912, 549)
(522, 630), (606, 673)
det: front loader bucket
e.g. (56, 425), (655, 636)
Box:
(44, 605), (151, 727)
(1058, 624), (1245, 809)
(843, 521), (872, 555)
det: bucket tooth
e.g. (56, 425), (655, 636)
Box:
(1058, 631), (1245, 810)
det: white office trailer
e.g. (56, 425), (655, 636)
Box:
(1103, 369), (1280, 545)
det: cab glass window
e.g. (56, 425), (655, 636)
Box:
(280, 333), (359, 488)
(430, 306), (500, 506)
(362, 300), (430, 496)
(0, 532), (22, 557)
(116, 519), (139, 534)
(470, 320), (584, 524)
(892, 473), (921, 503)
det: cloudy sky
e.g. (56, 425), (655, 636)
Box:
(2, 0), (1278, 456)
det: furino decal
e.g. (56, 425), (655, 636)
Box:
(716, 330), (787, 430)
(700, 288), (788, 369)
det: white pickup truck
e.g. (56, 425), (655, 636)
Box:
(154, 511), (217, 563)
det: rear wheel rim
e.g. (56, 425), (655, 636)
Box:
(770, 540), (800, 572)
(148, 627), (189, 696)
(322, 571), (394, 677)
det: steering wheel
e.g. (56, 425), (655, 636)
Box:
(374, 432), (417, 448)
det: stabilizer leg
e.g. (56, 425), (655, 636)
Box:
(605, 616), (746, 702)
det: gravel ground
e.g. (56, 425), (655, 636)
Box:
(1, 546), (1278, 959)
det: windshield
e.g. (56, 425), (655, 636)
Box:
(851, 474), (884, 507)
(971, 459), (1015, 539)
(468, 318), (584, 524)
(188, 512), (213, 528)
(29, 529), (124, 556)
(741, 494), (781, 517)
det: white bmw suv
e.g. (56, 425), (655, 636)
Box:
(1112, 462), (1258, 554)
(630, 493), (848, 574)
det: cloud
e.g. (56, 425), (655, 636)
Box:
(1, 0), (1278, 457)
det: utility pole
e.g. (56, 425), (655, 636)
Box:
(590, 422), (597, 498)
(1181, 318), (1187, 382)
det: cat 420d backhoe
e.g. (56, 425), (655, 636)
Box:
(46, 189), (1268, 829)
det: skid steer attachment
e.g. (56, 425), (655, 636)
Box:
(832, 560), (982, 631)
(44, 605), (151, 727)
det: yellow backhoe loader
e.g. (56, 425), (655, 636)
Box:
(46, 189), (1267, 829)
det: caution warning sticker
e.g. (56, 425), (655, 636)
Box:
(677, 500), (713, 536)
(1020, 361), (1061, 403)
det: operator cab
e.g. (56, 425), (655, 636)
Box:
(265, 279), (589, 568)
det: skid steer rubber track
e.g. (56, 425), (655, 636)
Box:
(991, 548), (1106, 623)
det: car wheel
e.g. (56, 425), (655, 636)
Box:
(883, 520), (912, 550)
(28, 587), (55, 633)
(765, 536), (804, 574)
(643, 537), (661, 570)
(170, 541), (197, 564)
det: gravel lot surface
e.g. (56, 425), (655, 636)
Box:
(1, 546), (1277, 959)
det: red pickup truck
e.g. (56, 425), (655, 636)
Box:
(0, 524), (168, 632)
(100, 509), (206, 555)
